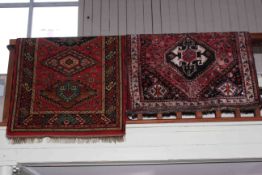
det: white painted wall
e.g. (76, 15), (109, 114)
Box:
(79, 0), (262, 71)
(1, 0), (262, 173)
(1, 122), (262, 166)
(79, 0), (262, 35)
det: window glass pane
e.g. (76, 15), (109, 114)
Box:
(0, 8), (28, 121)
(31, 7), (78, 37)
(34, 0), (77, 2)
(0, 75), (7, 122)
(0, 8), (28, 74)
(0, 0), (29, 3)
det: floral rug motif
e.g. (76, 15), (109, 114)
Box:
(6, 36), (126, 138)
(127, 32), (261, 114)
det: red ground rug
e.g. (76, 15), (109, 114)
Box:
(127, 32), (261, 114)
(6, 36), (126, 138)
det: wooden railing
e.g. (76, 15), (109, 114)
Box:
(1, 33), (262, 126)
(126, 108), (262, 124)
(5, 33), (262, 46)
(251, 33), (262, 47)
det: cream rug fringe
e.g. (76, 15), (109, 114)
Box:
(8, 136), (124, 144)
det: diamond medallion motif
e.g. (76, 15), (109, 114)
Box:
(148, 83), (168, 99)
(43, 49), (96, 76)
(165, 36), (215, 80)
(40, 80), (97, 109)
(59, 56), (80, 69)
(217, 81), (239, 96)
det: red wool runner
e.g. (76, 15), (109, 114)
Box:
(127, 32), (261, 114)
(6, 36), (126, 138)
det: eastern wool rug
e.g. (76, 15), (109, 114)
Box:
(127, 32), (261, 114)
(6, 36), (126, 138)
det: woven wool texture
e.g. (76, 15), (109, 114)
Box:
(6, 36), (126, 138)
(5, 32), (262, 139)
(127, 32), (261, 114)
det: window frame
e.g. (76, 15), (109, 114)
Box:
(0, 0), (79, 37)
(0, 0), (80, 123)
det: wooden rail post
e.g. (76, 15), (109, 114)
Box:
(157, 113), (163, 119)
(176, 112), (182, 119)
(254, 108), (261, 118)
(234, 108), (241, 118)
(137, 114), (143, 120)
(215, 110), (222, 118)
(195, 111), (203, 119)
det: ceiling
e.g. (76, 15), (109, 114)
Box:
(20, 161), (262, 175)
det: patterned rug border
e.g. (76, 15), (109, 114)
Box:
(6, 36), (127, 138)
(127, 32), (261, 115)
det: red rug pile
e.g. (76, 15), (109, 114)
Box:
(127, 32), (261, 114)
(5, 32), (261, 139)
(6, 36), (126, 138)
